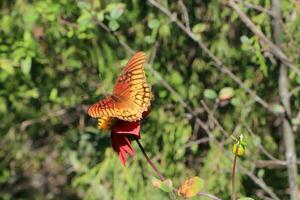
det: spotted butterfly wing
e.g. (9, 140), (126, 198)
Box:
(87, 52), (152, 122)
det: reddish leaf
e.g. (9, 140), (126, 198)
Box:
(219, 87), (235, 101)
(178, 176), (204, 198)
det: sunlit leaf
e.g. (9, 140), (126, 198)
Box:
(21, 56), (32, 76)
(148, 19), (160, 29)
(292, 118), (300, 126)
(192, 23), (206, 34)
(219, 87), (235, 101)
(110, 7), (123, 19)
(204, 89), (217, 100)
(108, 20), (119, 31)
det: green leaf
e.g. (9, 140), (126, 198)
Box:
(24, 88), (39, 99)
(192, 23), (206, 34)
(148, 19), (160, 29)
(50, 88), (58, 101)
(230, 97), (239, 106)
(219, 87), (235, 101)
(272, 104), (285, 114)
(292, 118), (300, 126)
(96, 11), (104, 22)
(151, 177), (173, 193)
(178, 176), (204, 198)
(159, 24), (170, 38)
(21, 56), (32, 76)
(108, 20), (119, 31)
(204, 89), (217, 100)
(110, 7), (123, 19)
(23, 6), (39, 28)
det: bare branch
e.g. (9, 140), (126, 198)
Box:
(235, 0), (274, 16)
(20, 109), (67, 131)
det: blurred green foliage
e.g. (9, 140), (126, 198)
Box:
(0, 0), (300, 200)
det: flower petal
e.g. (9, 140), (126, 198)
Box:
(113, 120), (141, 138)
(111, 133), (135, 166)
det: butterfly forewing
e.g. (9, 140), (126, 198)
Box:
(88, 52), (152, 122)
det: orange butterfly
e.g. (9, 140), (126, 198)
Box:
(88, 52), (152, 128)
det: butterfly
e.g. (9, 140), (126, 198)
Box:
(87, 52), (152, 126)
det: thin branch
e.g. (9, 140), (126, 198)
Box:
(178, 0), (191, 31)
(20, 109), (67, 131)
(255, 160), (288, 169)
(228, 0), (300, 76)
(200, 100), (230, 137)
(183, 137), (210, 149)
(235, 0), (274, 16)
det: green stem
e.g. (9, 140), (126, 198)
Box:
(232, 148), (238, 200)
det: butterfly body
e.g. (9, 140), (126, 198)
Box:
(88, 52), (152, 123)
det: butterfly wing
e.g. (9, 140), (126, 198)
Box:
(87, 52), (152, 122)
(112, 52), (152, 121)
(88, 96), (118, 118)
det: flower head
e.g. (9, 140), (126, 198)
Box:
(97, 110), (150, 165)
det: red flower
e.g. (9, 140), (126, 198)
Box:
(97, 110), (150, 166)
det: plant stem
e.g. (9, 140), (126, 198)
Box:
(135, 139), (165, 181)
(231, 149), (238, 200)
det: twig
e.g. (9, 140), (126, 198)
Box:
(20, 109), (67, 131)
(255, 160), (287, 169)
(183, 137), (210, 149)
(200, 100), (230, 137)
(178, 0), (191, 31)
(235, 0), (274, 16)
(228, 0), (300, 77)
